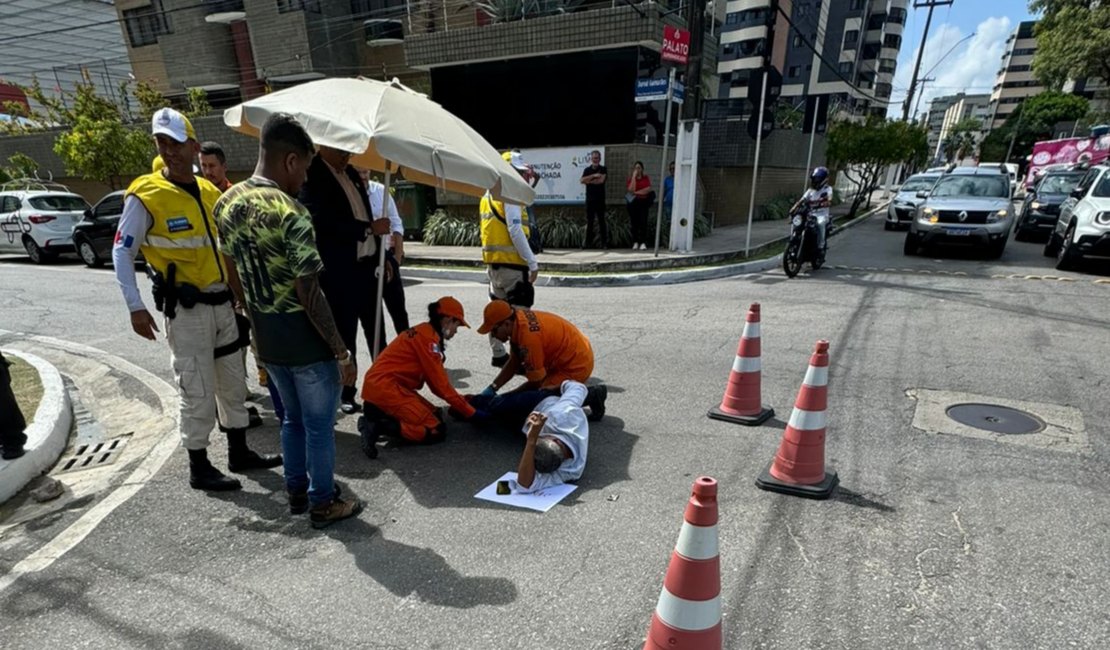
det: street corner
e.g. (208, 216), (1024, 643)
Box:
(905, 388), (1088, 454)
(0, 348), (72, 506)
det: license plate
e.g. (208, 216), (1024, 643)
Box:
(944, 228), (971, 236)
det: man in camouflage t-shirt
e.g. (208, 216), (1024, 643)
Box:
(214, 113), (363, 529)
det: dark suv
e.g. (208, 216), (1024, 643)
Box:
(72, 190), (126, 268)
(1015, 170), (1085, 242)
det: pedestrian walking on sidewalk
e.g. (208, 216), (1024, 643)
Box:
(626, 161), (654, 250)
(112, 108), (281, 492)
(214, 113), (362, 528)
(580, 150), (608, 249)
(0, 351), (27, 460)
(480, 151), (539, 368)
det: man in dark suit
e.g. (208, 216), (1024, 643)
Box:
(299, 146), (392, 414)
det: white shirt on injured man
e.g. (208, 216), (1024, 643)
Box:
(510, 380), (589, 494)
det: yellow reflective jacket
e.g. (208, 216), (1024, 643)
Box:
(126, 172), (226, 288)
(479, 193), (530, 266)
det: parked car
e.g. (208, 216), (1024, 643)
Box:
(904, 167), (1014, 258)
(886, 173), (940, 230)
(72, 190), (127, 268)
(0, 180), (90, 263)
(1014, 170), (1085, 242)
(1044, 163), (1110, 270)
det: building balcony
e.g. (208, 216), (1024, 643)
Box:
(203, 0), (245, 21)
(405, 3), (684, 69)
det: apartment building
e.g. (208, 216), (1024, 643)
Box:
(986, 20), (1043, 133)
(0, 0), (135, 112)
(114, 0), (417, 108)
(934, 93), (991, 160)
(717, 0), (908, 117)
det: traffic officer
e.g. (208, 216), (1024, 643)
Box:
(358, 297), (488, 456)
(112, 107), (282, 492)
(480, 151), (538, 368)
(472, 300), (607, 424)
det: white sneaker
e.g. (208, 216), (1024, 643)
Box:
(640, 243), (648, 250)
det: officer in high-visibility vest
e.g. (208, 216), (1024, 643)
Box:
(480, 151), (538, 367)
(112, 108), (281, 492)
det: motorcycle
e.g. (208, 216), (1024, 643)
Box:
(782, 204), (827, 278)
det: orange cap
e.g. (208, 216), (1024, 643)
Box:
(477, 300), (513, 334)
(435, 296), (469, 328)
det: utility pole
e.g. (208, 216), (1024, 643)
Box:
(902, 0), (954, 122)
(912, 77), (935, 122)
(682, 0), (707, 120)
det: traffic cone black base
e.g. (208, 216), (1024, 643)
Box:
(755, 461), (838, 500)
(707, 405), (774, 426)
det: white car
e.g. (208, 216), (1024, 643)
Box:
(0, 181), (90, 264)
(1044, 163), (1110, 270)
(886, 172), (940, 230)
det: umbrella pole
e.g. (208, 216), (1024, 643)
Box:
(372, 167), (391, 360)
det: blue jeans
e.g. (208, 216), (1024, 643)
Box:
(266, 377), (285, 423)
(470, 388), (556, 426)
(266, 360), (340, 507)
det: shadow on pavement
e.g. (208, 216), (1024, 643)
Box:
(831, 486), (896, 513)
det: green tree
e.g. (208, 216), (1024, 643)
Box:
(979, 90), (1088, 162)
(942, 117), (982, 163)
(22, 79), (153, 190)
(827, 117), (928, 216)
(0, 153), (41, 184)
(1030, 0), (1110, 89)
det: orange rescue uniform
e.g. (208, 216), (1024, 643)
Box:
(511, 309), (594, 388)
(361, 323), (475, 442)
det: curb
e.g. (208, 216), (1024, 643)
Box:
(404, 203), (886, 287)
(0, 349), (72, 505)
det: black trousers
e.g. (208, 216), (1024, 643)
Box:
(323, 259), (386, 369)
(382, 253), (410, 336)
(628, 198), (651, 245)
(584, 200), (608, 248)
(0, 352), (28, 450)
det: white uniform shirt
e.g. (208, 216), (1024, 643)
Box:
(802, 185), (833, 222)
(487, 191), (538, 272)
(366, 180), (402, 251)
(112, 195), (153, 312)
(510, 380), (589, 494)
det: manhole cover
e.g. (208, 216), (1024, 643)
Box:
(945, 403), (1045, 435)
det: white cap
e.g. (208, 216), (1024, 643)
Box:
(151, 107), (196, 143)
(509, 150), (528, 171)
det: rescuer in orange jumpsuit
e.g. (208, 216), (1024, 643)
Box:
(358, 297), (489, 457)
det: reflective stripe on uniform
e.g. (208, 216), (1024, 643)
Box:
(146, 234), (212, 249)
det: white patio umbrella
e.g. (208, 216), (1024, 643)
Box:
(224, 77), (535, 355)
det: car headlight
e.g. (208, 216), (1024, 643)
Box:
(920, 207), (938, 224)
(987, 209), (1007, 223)
(792, 216), (802, 227)
(1030, 201), (1043, 210)
(1095, 211), (1110, 226)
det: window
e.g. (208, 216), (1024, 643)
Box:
(724, 43), (735, 55)
(277, 0), (321, 12)
(849, 0), (864, 9)
(28, 195), (89, 211)
(788, 66), (800, 78)
(1007, 64), (1031, 72)
(0, 196), (19, 213)
(94, 194), (125, 218)
(1013, 48), (1036, 56)
(843, 30), (859, 46)
(725, 13), (739, 25)
(793, 34), (802, 47)
(123, 1), (171, 48)
(737, 38), (766, 57)
(839, 61), (853, 76)
(888, 7), (907, 24)
(883, 34), (901, 49)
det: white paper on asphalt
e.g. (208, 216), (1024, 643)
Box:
(474, 472), (577, 512)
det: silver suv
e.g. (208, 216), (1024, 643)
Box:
(903, 167), (1014, 259)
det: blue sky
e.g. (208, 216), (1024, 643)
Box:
(886, 0), (1038, 118)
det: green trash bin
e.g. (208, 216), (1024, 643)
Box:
(392, 181), (428, 237)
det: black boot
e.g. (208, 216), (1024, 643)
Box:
(188, 449), (242, 491)
(491, 354), (509, 368)
(340, 385), (361, 415)
(226, 428), (283, 473)
(356, 415), (379, 460)
(585, 384), (608, 422)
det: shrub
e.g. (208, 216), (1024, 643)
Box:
(760, 194), (796, 221)
(422, 209), (480, 246)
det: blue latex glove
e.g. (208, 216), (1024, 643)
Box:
(471, 408), (492, 421)
(479, 385), (497, 399)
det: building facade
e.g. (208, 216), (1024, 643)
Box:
(114, 0), (418, 108)
(934, 93), (991, 161)
(986, 20), (1043, 133)
(0, 0), (135, 113)
(717, 0), (908, 117)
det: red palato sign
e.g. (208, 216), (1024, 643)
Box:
(662, 26), (690, 66)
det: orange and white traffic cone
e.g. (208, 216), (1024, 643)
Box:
(756, 340), (838, 499)
(644, 477), (722, 650)
(708, 303), (774, 426)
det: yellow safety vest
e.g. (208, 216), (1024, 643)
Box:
(125, 172), (226, 288)
(480, 193), (530, 266)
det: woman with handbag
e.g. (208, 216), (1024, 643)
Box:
(626, 161), (654, 250)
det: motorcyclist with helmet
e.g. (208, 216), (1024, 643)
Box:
(793, 166), (833, 256)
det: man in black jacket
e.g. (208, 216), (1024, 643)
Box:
(299, 147), (392, 414)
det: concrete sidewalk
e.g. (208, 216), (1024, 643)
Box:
(404, 192), (884, 274)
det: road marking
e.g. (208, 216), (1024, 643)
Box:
(826, 266), (1107, 285)
(0, 331), (179, 596)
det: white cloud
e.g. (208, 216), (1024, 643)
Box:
(886, 16), (1013, 119)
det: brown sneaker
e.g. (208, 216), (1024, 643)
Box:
(309, 496), (363, 529)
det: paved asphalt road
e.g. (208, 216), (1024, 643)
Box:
(0, 212), (1108, 649)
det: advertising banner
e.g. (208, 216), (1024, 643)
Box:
(1026, 134), (1110, 187)
(518, 146), (605, 204)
